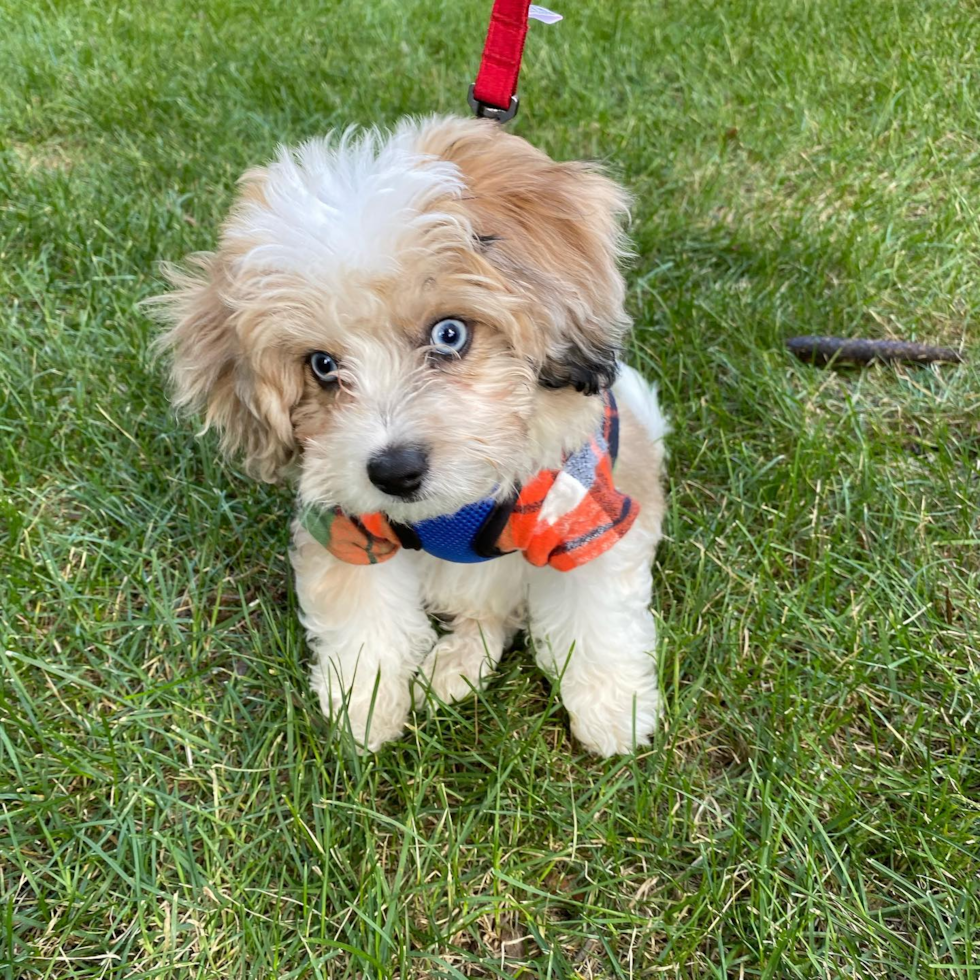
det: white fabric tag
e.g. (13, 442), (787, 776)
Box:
(529, 5), (563, 25)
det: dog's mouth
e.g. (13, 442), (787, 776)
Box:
(366, 474), (507, 526)
(375, 490), (478, 525)
(303, 443), (510, 526)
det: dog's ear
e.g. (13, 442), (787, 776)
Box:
(536, 338), (620, 396)
(152, 252), (298, 482)
(423, 120), (631, 393)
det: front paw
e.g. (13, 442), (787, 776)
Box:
(412, 633), (496, 708)
(563, 675), (661, 756)
(310, 658), (412, 752)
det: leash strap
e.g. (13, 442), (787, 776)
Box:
(469, 0), (532, 122)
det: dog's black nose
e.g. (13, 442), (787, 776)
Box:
(367, 444), (429, 499)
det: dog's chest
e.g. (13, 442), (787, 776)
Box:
(412, 549), (529, 622)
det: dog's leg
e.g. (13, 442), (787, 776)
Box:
(291, 523), (436, 751)
(527, 521), (661, 756)
(414, 614), (512, 706)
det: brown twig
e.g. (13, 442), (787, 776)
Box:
(787, 335), (963, 366)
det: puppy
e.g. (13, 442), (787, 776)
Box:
(157, 116), (668, 755)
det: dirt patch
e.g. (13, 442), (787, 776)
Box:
(11, 140), (77, 174)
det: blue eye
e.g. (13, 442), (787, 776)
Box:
(309, 351), (339, 385)
(429, 318), (470, 356)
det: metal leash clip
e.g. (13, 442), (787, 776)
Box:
(467, 84), (519, 122)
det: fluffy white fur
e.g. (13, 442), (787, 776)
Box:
(157, 116), (669, 756)
(231, 124), (466, 283)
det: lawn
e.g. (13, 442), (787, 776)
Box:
(2, 0), (979, 976)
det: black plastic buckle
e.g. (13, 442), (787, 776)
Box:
(467, 84), (519, 122)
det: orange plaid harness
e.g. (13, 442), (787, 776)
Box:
(300, 390), (638, 572)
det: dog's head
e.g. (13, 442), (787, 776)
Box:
(155, 117), (630, 523)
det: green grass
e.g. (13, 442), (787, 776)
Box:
(2, 0), (979, 976)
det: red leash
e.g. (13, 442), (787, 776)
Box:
(468, 0), (533, 122)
